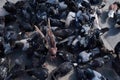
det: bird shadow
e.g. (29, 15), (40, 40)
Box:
(100, 11), (108, 24)
(104, 27), (120, 38)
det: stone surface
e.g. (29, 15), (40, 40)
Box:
(0, 0), (120, 80)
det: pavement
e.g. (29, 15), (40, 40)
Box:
(0, 0), (120, 80)
(99, 0), (120, 51)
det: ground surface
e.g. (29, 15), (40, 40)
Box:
(99, 0), (120, 51)
(0, 0), (120, 80)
